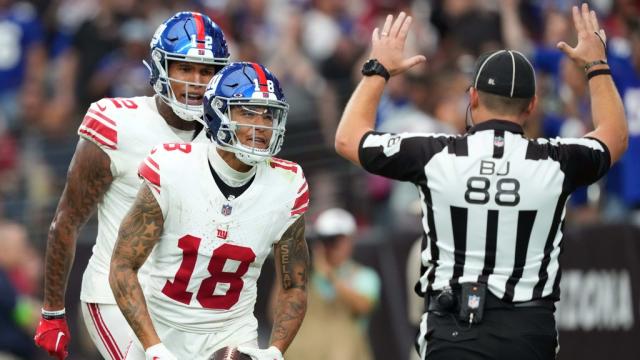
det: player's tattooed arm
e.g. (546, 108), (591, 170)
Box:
(44, 139), (113, 310)
(271, 215), (309, 353)
(109, 185), (164, 349)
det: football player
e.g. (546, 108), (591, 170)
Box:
(109, 62), (309, 360)
(34, 12), (230, 360)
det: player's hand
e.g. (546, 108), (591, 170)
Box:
(34, 316), (70, 360)
(370, 12), (426, 77)
(237, 345), (284, 360)
(557, 3), (607, 68)
(145, 343), (178, 360)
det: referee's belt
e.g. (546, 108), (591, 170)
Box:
(427, 289), (555, 312)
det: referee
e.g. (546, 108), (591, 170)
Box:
(335, 5), (627, 360)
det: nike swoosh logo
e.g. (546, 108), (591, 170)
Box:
(55, 332), (65, 351)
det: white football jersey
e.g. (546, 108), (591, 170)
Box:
(78, 96), (208, 303)
(138, 143), (309, 333)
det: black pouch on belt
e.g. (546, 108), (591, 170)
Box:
(458, 283), (486, 324)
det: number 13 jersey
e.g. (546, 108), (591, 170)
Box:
(138, 142), (309, 333)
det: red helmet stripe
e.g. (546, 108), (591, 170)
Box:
(192, 12), (205, 49)
(251, 63), (269, 92)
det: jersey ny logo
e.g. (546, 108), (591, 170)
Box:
(217, 226), (229, 240)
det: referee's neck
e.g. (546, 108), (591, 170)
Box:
(472, 108), (527, 127)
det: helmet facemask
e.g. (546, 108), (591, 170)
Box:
(149, 48), (227, 122)
(211, 97), (288, 165)
(147, 12), (230, 122)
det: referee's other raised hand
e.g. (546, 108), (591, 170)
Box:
(370, 12), (426, 77)
(557, 3), (628, 165)
(556, 3), (607, 69)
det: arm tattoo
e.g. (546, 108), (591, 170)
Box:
(44, 139), (112, 309)
(271, 216), (309, 352)
(109, 185), (164, 347)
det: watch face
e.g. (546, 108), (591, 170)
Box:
(363, 59), (377, 73)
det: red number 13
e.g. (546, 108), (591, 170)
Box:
(161, 235), (256, 310)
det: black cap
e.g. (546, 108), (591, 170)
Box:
(472, 50), (536, 99)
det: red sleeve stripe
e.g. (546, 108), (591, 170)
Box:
(291, 189), (310, 214)
(87, 108), (117, 126)
(138, 157), (160, 187)
(81, 115), (117, 143)
(147, 156), (159, 170)
(291, 206), (308, 216)
(297, 180), (308, 195)
(147, 183), (161, 195)
(272, 157), (296, 165)
(79, 127), (117, 150)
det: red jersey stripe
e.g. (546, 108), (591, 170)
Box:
(292, 189), (309, 211)
(139, 158), (160, 187)
(81, 116), (117, 144)
(79, 128), (117, 150)
(291, 206), (308, 216)
(297, 180), (308, 194)
(251, 63), (269, 92)
(147, 157), (159, 171)
(192, 12), (205, 49)
(87, 108), (116, 126)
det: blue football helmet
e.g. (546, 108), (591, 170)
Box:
(203, 62), (288, 165)
(147, 11), (229, 121)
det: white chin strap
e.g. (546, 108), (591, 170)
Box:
(233, 149), (269, 166)
(170, 102), (202, 122)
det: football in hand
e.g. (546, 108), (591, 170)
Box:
(210, 347), (252, 360)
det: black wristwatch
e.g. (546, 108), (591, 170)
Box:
(361, 59), (390, 82)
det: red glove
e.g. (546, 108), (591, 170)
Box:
(34, 315), (70, 360)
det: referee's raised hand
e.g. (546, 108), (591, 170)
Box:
(557, 3), (607, 68)
(370, 12), (426, 77)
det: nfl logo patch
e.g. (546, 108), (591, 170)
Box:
(494, 136), (505, 147)
(221, 204), (232, 216)
(468, 294), (480, 309)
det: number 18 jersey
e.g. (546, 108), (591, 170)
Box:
(138, 143), (309, 333)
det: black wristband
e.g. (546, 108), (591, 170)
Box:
(587, 68), (612, 80)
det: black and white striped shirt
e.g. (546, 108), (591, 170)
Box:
(359, 120), (610, 302)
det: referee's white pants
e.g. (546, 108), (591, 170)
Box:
(81, 302), (132, 360)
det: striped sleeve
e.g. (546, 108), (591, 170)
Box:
(273, 162), (309, 243)
(290, 175), (309, 217)
(358, 131), (452, 183)
(137, 146), (169, 217)
(77, 102), (118, 150)
(549, 137), (611, 190)
(138, 149), (161, 194)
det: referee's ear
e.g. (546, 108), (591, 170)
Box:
(469, 87), (480, 109)
(522, 95), (538, 117)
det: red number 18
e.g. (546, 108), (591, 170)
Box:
(161, 235), (256, 310)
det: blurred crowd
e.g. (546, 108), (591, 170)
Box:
(0, 0), (639, 358)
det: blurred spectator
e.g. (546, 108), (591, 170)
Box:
(430, 0), (502, 57)
(89, 18), (152, 98)
(607, 17), (640, 223)
(0, 221), (41, 359)
(0, 0), (46, 131)
(284, 208), (381, 360)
